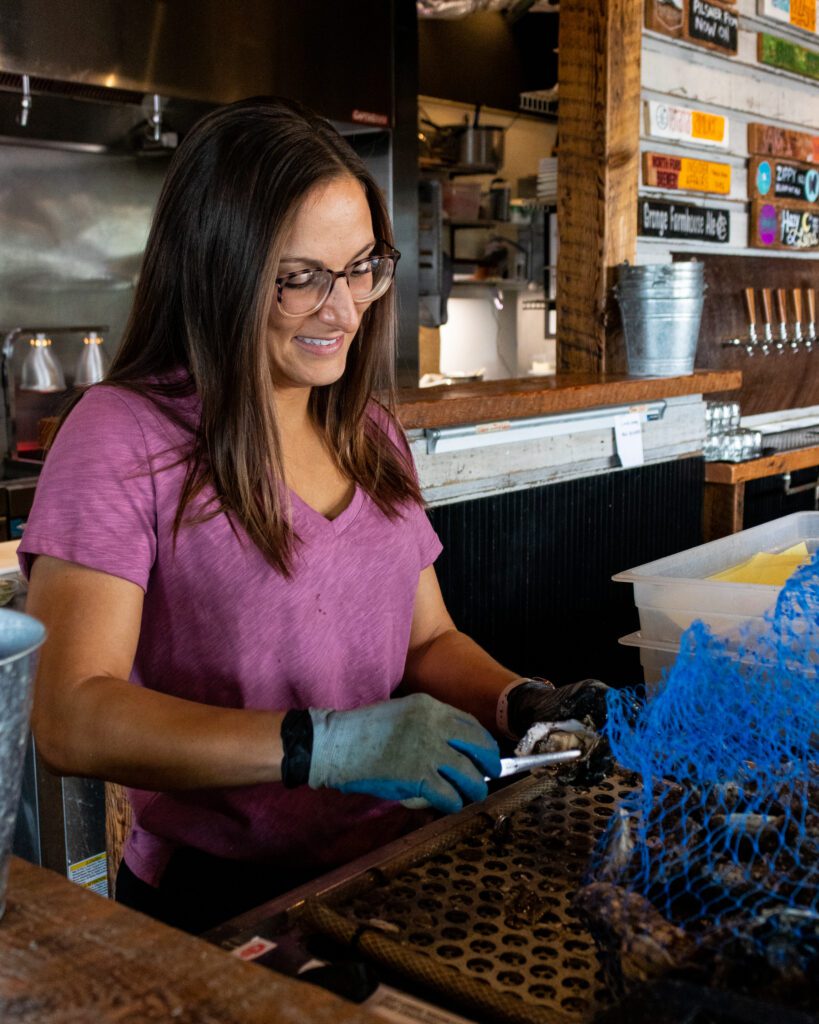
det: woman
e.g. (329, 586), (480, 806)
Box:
(21, 98), (607, 934)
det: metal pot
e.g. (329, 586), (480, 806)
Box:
(423, 119), (505, 172)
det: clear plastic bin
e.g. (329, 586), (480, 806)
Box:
(619, 630), (754, 689)
(613, 512), (819, 643)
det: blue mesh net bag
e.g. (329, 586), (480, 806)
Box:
(577, 548), (819, 1001)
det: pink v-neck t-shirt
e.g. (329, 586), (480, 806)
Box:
(19, 384), (443, 886)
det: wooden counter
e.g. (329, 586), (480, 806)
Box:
(395, 370), (741, 429)
(0, 857), (377, 1024)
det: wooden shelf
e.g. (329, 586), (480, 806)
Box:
(704, 444), (819, 484)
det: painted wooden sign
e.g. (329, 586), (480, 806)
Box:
(749, 155), (819, 204)
(643, 152), (732, 193)
(758, 32), (819, 80)
(757, 0), (818, 35)
(645, 101), (729, 148)
(639, 198), (731, 241)
(684, 0), (739, 53)
(748, 122), (819, 163)
(646, 0), (685, 37)
(751, 201), (819, 248)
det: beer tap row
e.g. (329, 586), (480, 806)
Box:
(724, 287), (817, 356)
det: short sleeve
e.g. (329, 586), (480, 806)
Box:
(367, 401), (443, 571)
(415, 506), (443, 571)
(18, 387), (158, 591)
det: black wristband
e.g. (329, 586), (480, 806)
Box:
(281, 709), (313, 788)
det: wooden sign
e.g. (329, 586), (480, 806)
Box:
(749, 155), (819, 204)
(751, 201), (819, 248)
(645, 0), (685, 36)
(758, 32), (819, 80)
(684, 0), (739, 54)
(645, 101), (729, 148)
(643, 152), (732, 193)
(639, 198), (731, 241)
(757, 0), (818, 35)
(748, 122), (819, 162)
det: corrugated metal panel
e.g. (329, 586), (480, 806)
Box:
(428, 458), (704, 688)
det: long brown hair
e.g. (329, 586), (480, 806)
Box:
(52, 97), (422, 575)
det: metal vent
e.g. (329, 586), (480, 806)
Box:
(0, 71), (143, 107)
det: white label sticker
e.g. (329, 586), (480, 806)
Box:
(68, 852), (108, 897)
(614, 413), (645, 468)
(366, 985), (476, 1024)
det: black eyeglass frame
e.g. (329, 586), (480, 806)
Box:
(274, 242), (401, 318)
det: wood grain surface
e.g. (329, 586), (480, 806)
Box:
(556, 0), (642, 374)
(395, 370), (741, 429)
(104, 781), (132, 894)
(747, 122), (819, 163)
(704, 443), (819, 482)
(0, 857), (378, 1024)
(688, 252), (819, 414)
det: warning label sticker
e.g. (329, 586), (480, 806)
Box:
(68, 852), (109, 898)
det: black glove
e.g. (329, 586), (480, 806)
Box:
(505, 678), (611, 739)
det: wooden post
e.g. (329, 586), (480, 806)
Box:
(556, 0), (643, 374)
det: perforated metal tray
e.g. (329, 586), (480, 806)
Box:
(301, 769), (639, 1024)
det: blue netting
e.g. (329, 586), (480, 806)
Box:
(586, 547), (819, 978)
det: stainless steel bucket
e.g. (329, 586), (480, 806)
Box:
(0, 608), (45, 919)
(615, 263), (706, 377)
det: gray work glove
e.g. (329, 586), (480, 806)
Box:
(303, 693), (501, 814)
(506, 678), (611, 739)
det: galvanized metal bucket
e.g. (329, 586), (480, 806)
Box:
(615, 262), (706, 377)
(0, 608), (45, 920)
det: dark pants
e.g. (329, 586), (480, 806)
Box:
(116, 849), (318, 935)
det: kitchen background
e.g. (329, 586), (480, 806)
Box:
(0, 0), (561, 474)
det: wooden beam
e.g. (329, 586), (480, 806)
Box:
(556, 0), (642, 374)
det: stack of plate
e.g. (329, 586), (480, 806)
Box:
(538, 157), (558, 200)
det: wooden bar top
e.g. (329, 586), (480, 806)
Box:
(0, 857), (377, 1024)
(395, 370), (741, 429)
(704, 444), (819, 484)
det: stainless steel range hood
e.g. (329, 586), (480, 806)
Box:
(0, 0), (398, 127)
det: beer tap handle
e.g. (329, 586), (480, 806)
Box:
(775, 288), (787, 324)
(761, 288), (773, 324)
(791, 288), (804, 350)
(808, 287), (817, 325)
(761, 288), (773, 354)
(792, 288), (803, 324)
(743, 287), (756, 326)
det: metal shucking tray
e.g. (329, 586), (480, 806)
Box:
(301, 768), (640, 1024)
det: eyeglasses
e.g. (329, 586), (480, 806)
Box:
(275, 242), (400, 317)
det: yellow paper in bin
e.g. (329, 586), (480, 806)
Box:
(708, 542), (810, 585)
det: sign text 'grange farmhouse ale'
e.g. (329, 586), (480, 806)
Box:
(749, 156), (819, 205)
(639, 199), (731, 242)
(684, 0), (739, 54)
(751, 201), (819, 249)
(645, 101), (729, 148)
(748, 122), (819, 163)
(643, 152), (732, 193)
